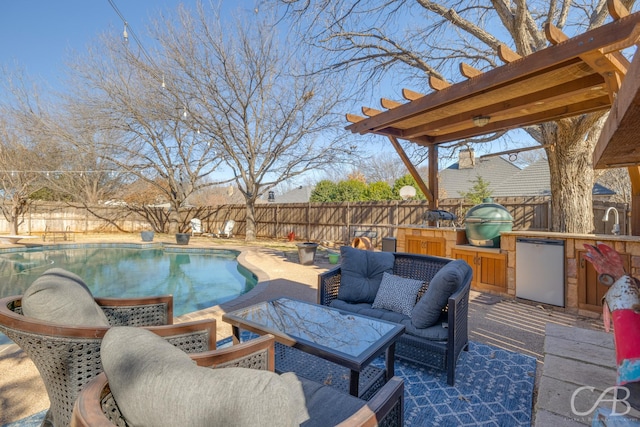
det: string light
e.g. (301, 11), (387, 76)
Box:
(107, 0), (163, 87)
(1, 170), (122, 175)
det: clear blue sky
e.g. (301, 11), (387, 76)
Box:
(0, 1), (534, 174)
(0, 1), (257, 87)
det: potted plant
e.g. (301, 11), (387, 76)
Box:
(175, 233), (190, 245)
(140, 229), (155, 242)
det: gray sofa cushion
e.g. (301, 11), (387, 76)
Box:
(102, 326), (307, 427)
(337, 246), (394, 304)
(402, 314), (449, 341)
(329, 300), (448, 341)
(411, 259), (471, 329)
(372, 272), (424, 316)
(331, 299), (409, 323)
(22, 268), (110, 327)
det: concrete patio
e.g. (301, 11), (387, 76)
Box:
(0, 234), (624, 425)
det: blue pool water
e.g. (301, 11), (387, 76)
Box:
(0, 244), (257, 342)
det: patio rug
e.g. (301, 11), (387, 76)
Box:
(6, 336), (536, 427)
(219, 333), (537, 427)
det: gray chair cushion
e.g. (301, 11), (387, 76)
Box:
(372, 272), (424, 316)
(102, 327), (307, 427)
(411, 259), (471, 329)
(298, 375), (366, 427)
(337, 246), (394, 304)
(21, 268), (110, 327)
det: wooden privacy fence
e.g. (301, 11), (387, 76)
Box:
(1, 198), (629, 245)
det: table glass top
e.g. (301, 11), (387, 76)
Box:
(225, 298), (402, 358)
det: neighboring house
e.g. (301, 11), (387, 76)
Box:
(440, 148), (615, 199)
(490, 159), (614, 199)
(270, 185), (314, 204)
(438, 148), (521, 199)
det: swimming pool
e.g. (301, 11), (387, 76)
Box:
(0, 244), (257, 317)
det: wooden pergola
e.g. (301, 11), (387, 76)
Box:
(345, 0), (640, 233)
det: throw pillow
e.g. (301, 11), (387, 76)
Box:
(372, 272), (424, 316)
(411, 259), (471, 329)
(102, 327), (307, 427)
(21, 268), (110, 327)
(337, 246), (395, 304)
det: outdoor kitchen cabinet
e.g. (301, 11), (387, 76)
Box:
(576, 249), (630, 314)
(404, 235), (446, 257)
(451, 247), (507, 294)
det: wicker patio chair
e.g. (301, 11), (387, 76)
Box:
(0, 295), (216, 427)
(71, 334), (405, 427)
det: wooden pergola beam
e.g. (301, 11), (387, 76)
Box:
(460, 63), (482, 79)
(345, 114), (365, 123)
(545, 22), (629, 102)
(400, 73), (606, 139)
(362, 107), (383, 117)
(387, 136), (434, 203)
(381, 98), (402, 109)
(347, 15), (640, 137)
(498, 44), (521, 63)
(402, 88), (425, 101)
(609, 0), (631, 19)
(429, 76), (451, 91)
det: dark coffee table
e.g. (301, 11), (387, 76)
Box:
(222, 297), (405, 398)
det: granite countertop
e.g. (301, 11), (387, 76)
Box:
(501, 230), (640, 242)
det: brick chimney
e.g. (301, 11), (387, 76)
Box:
(458, 148), (475, 169)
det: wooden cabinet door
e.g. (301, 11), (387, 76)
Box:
(451, 249), (478, 288)
(405, 236), (445, 257)
(477, 252), (507, 293)
(451, 248), (507, 294)
(577, 250), (630, 313)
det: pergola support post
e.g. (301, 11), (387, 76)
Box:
(387, 136), (435, 207)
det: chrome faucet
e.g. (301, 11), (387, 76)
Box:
(602, 207), (620, 235)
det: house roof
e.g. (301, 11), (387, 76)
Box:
(445, 158), (615, 197)
(272, 186), (314, 204)
(439, 155), (521, 198)
(491, 160), (551, 197)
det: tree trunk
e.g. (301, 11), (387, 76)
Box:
(245, 200), (256, 241)
(542, 115), (603, 233)
(168, 205), (181, 234)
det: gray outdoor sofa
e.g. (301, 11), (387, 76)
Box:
(318, 247), (473, 386)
